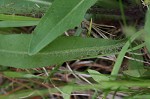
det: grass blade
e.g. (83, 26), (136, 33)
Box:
(144, 9), (150, 52)
(0, 20), (39, 27)
(0, 14), (39, 21)
(111, 30), (143, 78)
(0, 14), (40, 27)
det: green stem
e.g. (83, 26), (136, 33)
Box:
(119, 0), (127, 26)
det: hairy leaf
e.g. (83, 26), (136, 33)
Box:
(29, 0), (97, 55)
(0, 34), (125, 68)
(0, 0), (52, 14)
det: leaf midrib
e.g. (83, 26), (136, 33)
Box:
(0, 43), (124, 56)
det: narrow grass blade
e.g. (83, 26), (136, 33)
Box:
(111, 30), (143, 78)
(3, 71), (44, 79)
(144, 9), (150, 52)
(0, 14), (39, 21)
(0, 14), (40, 27)
(29, 0), (97, 55)
(0, 21), (39, 27)
(119, 0), (127, 26)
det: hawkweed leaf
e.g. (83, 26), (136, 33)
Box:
(29, 0), (97, 55)
(0, 34), (125, 68)
(0, 0), (51, 14)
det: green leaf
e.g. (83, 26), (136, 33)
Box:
(0, 20), (39, 27)
(61, 86), (73, 99)
(95, 0), (120, 9)
(0, 14), (39, 21)
(3, 71), (43, 79)
(0, 81), (150, 99)
(0, 14), (40, 27)
(144, 9), (150, 52)
(111, 30), (143, 78)
(131, 94), (150, 99)
(29, 0), (98, 55)
(128, 50), (144, 70)
(123, 69), (148, 78)
(123, 26), (145, 73)
(88, 69), (110, 82)
(0, 0), (52, 14)
(0, 34), (125, 68)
